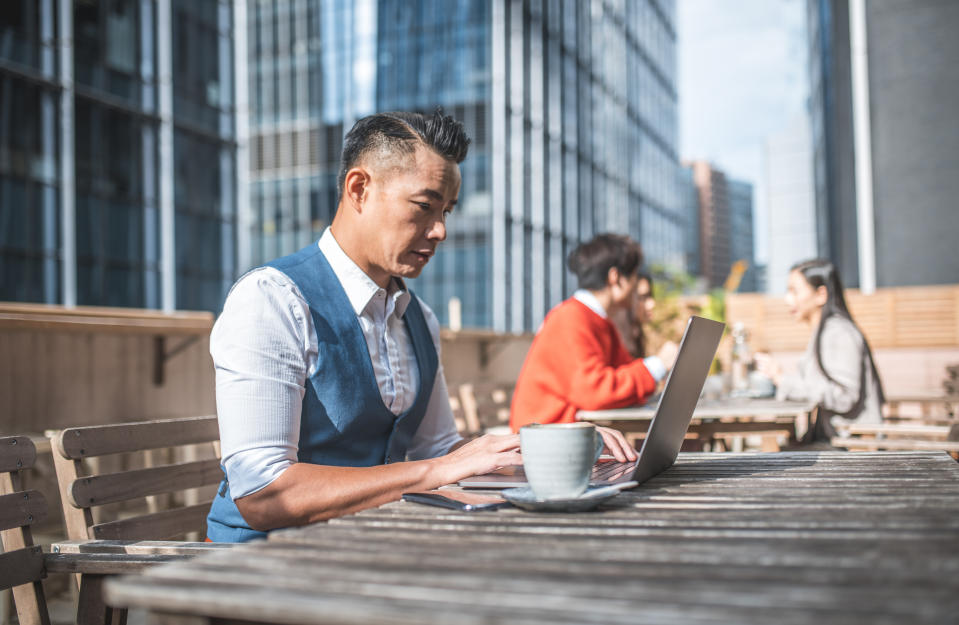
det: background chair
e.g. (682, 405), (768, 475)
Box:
(0, 435), (51, 625)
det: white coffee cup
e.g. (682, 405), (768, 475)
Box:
(520, 423), (604, 500)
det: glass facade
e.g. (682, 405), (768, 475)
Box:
(0, 0), (239, 311)
(246, 0), (686, 332)
(491, 0), (685, 332)
(246, 0), (371, 270)
(727, 178), (756, 293)
(806, 0), (858, 287)
(172, 0), (237, 311)
(0, 1), (60, 304)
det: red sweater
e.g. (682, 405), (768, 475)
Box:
(510, 298), (657, 430)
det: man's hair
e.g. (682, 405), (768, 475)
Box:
(567, 234), (644, 291)
(336, 109), (471, 199)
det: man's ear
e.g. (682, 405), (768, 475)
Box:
(607, 267), (621, 288)
(343, 167), (371, 211)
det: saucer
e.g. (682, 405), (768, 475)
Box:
(502, 482), (638, 512)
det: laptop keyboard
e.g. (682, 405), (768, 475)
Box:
(591, 460), (636, 481)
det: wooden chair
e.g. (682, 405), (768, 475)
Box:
(48, 416), (223, 625)
(0, 436), (51, 625)
(50, 415), (221, 542)
(458, 382), (514, 435)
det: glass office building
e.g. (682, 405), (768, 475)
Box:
(727, 178), (756, 293)
(247, 0), (686, 332)
(0, 0), (239, 311)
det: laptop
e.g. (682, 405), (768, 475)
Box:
(459, 315), (725, 489)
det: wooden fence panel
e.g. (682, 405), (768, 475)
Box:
(725, 285), (959, 350)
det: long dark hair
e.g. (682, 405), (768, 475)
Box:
(791, 259), (885, 404)
(630, 271), (653, 358)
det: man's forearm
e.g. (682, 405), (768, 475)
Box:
(234, 433), (521, 531)
(235, 458), (449, 531)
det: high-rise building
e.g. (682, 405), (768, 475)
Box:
(728, 177), (756, 293)
(678, 165), (700, 278)
(687, 161), (730, 290)
(686, 160), (756, 292)
(764, 111), (816, 296)
(0, 0), (241, 312)
(807, 0), (959, 289)
(246, 0), (687, 332)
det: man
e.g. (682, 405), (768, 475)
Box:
(206, 111), (634, 542)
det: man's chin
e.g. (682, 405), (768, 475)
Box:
(394, 264), (426, 280)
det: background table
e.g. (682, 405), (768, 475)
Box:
(106, 451), (959, 625)
(578, 398), (817, 451)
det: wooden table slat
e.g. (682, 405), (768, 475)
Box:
(104, 452), (959, 625)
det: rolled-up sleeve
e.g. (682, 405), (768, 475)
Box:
(405, 298), (463, 460)
(211, 269), (313, 499)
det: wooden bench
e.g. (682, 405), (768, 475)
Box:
(48, 416), (225, 625)
(832, 421), (959, 458)
(1, 436), (51, 625)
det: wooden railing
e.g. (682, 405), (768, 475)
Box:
(725, 285), (959, 351)
(0, 302), (212, 334)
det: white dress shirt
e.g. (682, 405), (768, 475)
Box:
(211, 228), (462, 499)
(572, 289), (667, 382)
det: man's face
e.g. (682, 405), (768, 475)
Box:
(360, 145), (461, 282)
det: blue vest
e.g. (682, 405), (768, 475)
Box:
(206, 242), (438, 542)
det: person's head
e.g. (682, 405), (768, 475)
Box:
(634, 271), (655, 324)
(785, 258), (851, 325)
(567, 234), (643, 309)
(333, 109), (470, 287)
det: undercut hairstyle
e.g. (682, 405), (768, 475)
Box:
(567, 234), (644, 291)
(336, 109), (471, 200)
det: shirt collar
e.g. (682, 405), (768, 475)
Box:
(318, 228), (411, 318)
(572, 289), (608, 319)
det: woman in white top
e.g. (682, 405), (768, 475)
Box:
(755, 259), (885, 443)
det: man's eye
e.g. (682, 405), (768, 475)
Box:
(416, 202), (431, 210)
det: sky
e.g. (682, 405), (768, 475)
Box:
(678, 0), (809, 264)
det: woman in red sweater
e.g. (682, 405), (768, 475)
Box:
(510, 234), (678, 436)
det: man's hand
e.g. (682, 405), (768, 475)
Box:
(595, 426), (638, 462)
(433, 433), (522, 485)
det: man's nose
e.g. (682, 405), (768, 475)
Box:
(427, 218), (447, 241)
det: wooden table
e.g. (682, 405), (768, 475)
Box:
(578, 398), (817, 451)
(105, 451), (959, 625)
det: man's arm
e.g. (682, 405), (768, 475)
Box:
(234, 434), (520, 530)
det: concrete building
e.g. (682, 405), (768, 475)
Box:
(246, 0), (688, 332)
(686, 160), (757, 292)
(688, 161), (729, 289)
(764, 111), (817, 295)
(0, 0), (242, 312)
(807, 0), (959, 289)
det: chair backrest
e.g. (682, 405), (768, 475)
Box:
(0, 435), (51, 625)
(458, 383), (514, 435)
(51, 416), (221, 541)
